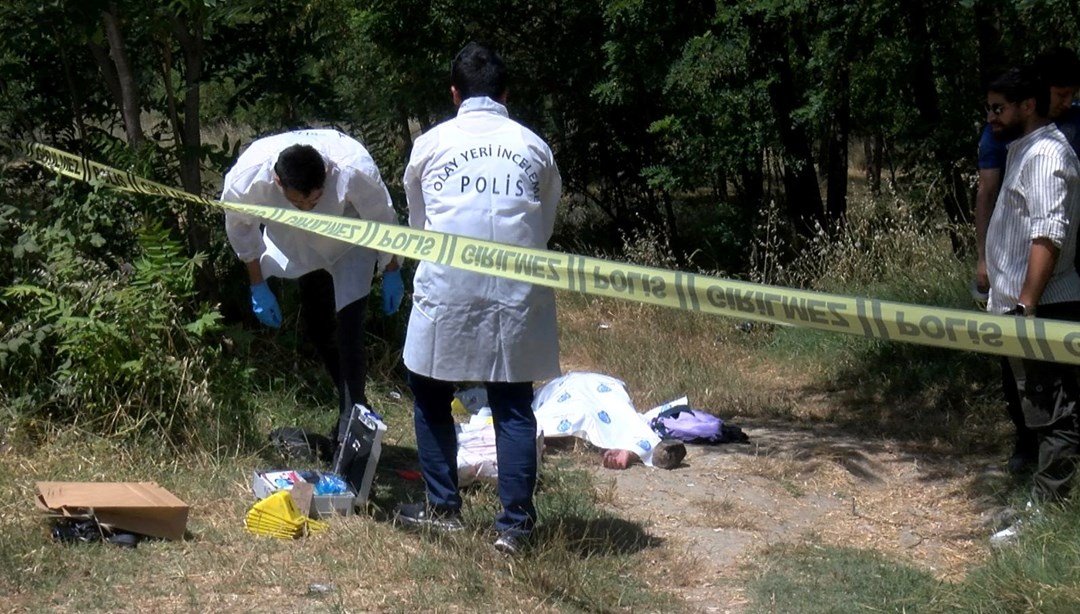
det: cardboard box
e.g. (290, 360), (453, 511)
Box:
(251, 470), (356, 518)
(36, 481), (189, 540)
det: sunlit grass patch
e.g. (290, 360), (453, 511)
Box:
(747, 542), (942, 614)
(937, 499), (1080, 614)
(556, 291), (797, 420)
(745, 499), (1080, 614)
(690, 496), (761, 531)
(0, 420), (683, 613)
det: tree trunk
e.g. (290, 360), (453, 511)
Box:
(884, 137), (898, 188)
(737, 156), (764, 206)
(660, 189), (679, 262)
(87, 41), (123, 126)
(904, 0), (966, 250)
(973, 1), (1005, 83)
(101, 5), (144, 149)
(825, 61), (850, 228)
(769, 54), (824, 233)
(864, 133), (883, 196)
(54, 26), (87, 151)
(173, 15), (203, 195)
(744, 11), (824, 234)
(170, 13), (216, 299)
(398, 111), (414, 156)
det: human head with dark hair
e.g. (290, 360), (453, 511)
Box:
(1035, 47), (1080, 118)
(450, 41), (508, 104)
(273, 144), (326, 210)
(986, 66), (1051, 142)
(989, 65), (1049, 115)
(1035, 47), (1080, 87)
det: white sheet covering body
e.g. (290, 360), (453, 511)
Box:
(532, 372), (662, 466)
(456, 413), (543, 487)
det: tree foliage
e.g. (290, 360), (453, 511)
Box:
(1, 0), (1078, 434)
(4, 0), (1076, 265)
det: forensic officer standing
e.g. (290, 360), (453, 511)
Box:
(393, 42), (562, 555)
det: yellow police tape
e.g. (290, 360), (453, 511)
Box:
(8, 140), (1080, 365)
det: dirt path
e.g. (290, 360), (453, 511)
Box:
(585, 420), (1010, 613)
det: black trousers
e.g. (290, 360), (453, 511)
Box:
(1002, 358), (1038, 453)
(1007, 301), (1080, 502)
(297, 270), (368, 441)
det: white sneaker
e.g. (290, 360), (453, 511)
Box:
(989, 501), (1042, 546)
(989, 521), (1023, 546)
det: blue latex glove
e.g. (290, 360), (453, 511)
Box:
(314, 473), (350, 495)
(381, 269), (404, 315)
(250, 281), (282, 328)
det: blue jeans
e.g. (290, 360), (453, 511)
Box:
(407, 371), (538, 535)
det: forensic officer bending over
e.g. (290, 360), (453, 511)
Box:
(222, 129), (403, 446)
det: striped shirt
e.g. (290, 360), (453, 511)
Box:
(987, 123), (1080, 313)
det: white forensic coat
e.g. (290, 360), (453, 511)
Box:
(402, 97), (562, 382)
(223, 129), (399, 311)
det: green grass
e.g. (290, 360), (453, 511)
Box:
(934, 500), (1080, 614)
(752, 195), (1010, 452)
(555, 291), (797, 420)
(732, 195), (1080, 613)
(0, 379), (681, 613)
(744, 500), (1080, 614)
(765, 325), (1003, 445)
(747, 542), (943, 613)
(4, 186), (1079, 612)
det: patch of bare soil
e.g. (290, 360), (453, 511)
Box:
(581, 417), (1010, 613)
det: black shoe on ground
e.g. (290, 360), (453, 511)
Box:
(1007, 439), (1038, 474)
(493, 531), (527, 556)
(393, 502), (464, 532)
(653, 440), (687, 469)
(51, 519), (103, 544)
(1007, 451), (1037, 474)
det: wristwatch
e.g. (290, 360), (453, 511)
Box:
(1013, 303), (1037, 318)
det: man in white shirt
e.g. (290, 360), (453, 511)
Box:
(393, 43), (562, 555)
(974, 48), (1080, 474)
(222, 130), (403, 445)
(984, 66), (1080, 542)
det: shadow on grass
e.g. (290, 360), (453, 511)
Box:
(516, 515), (675, 614)
(538, 514), (663, 558)
(369, 442), (427, 521)
(745, 542), (941, 614)
(701, 411), (1019, 512)
(772, 328), (1001, 436)
(765, 320), (1015, 480)
(368, 442), (664, 560)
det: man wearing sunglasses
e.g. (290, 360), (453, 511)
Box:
(974, 48), (1080, 476)
(982, 65), (1080, 544)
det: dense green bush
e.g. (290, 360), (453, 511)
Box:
(0, 171), (254, 446)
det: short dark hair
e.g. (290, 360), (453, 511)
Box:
(1035, 46), (1080, 88)
(274, 144), (326, 194)
(451, 42), (508, 100)
(989, 65), (1050, 117)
